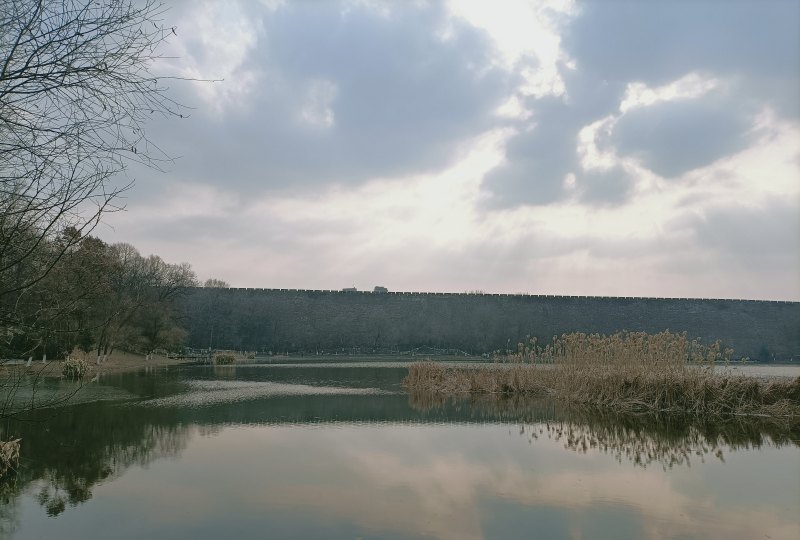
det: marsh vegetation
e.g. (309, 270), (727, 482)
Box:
(403, 331), (800, 418)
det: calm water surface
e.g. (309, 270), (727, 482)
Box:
(1, 362), (798, 539)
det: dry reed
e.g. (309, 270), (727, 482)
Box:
(213, 354), (236, 365)
(403, 331), (800, 418)
(0, 439), (20, 477)
(61, 357), (91, 379)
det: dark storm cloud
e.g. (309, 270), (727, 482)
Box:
(137, 0), (513, 197)
(577, 166), (633, 205)
(564, 0), (800, 117)
(481, 0), (799, 208)
(609, 92), (756, 178)
(481, 98), (575, 207)
(481, 73), (631, 208)
(688, 200), (800, 269)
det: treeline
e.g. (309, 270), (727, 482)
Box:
(0, 228), (197, 360)
(1, 0), (201, 362)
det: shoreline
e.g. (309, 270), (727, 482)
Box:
(1, 351), (195, 378)
(86, 351), (196, 376)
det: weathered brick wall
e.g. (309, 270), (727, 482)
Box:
(177, 289), (800, 360)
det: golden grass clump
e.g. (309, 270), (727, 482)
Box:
(61, 357), (91, 379)
(213, 354), (236, 365)
(403, 331), (799, 418)
(0, 439), (21, 477)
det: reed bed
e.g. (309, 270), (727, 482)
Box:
(403, 331), (800, 418)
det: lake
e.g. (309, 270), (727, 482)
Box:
(1, 361), (798, 539)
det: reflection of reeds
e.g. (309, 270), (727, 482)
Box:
(534, 410), (797, 469)
(404, 331), (800, 418)
(409, 392), (799, 469)
(212, 365), (238, 379)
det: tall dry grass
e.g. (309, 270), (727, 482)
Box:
(403, 331), (800, 418)
(0, 439), (20, 477)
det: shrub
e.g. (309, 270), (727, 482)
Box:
(61, 357), (90, 379)
(214, 354), (236, 365)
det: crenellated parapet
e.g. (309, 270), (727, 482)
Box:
(201, 286), (795, 303)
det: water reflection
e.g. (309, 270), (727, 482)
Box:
(1, 402), (192, 523)
(410, 391), (800, 469)
(0, 365), (797, 540)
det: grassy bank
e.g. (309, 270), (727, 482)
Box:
(403, 331), (800, 418)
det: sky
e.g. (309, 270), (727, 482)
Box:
(102, 0), (800, 300)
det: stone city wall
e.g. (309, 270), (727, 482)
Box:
(177, 288), (800, 360)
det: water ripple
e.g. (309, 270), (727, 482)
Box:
(138, 380), (393, 407)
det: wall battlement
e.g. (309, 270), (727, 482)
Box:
(177, 288), (800, 360)
(214, 287), (794, 303)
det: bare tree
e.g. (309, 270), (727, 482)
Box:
(203, 278), (229, 289)
(0, 0), (187, 339)
(90, 242), (196, 358)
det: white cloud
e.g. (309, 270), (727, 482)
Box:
(447, 0), (577, 101)
(578, 72), (723, 174)
(166, 0), (263, 113)
(251, 128), (513, 254)
(620, 72), (720, 113)
(298, 79), (338, 128)
(494, 95), (532, 120)
(99, 1), (799, 300)
(577, 115), (618, 171)
(107, 111), (799, 299)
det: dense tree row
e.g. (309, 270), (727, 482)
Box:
(1, 0), (202, 361)
(0, 229), (197, 360)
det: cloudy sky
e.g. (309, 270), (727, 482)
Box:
(103, 0), (800, 300)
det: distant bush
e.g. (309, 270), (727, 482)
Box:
(62, 357), (90, 379)
(214, 354), (236, 365)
